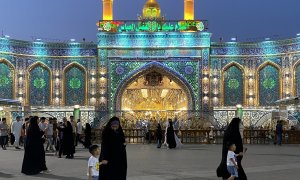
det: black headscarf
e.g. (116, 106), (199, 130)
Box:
(99, 116), (127, 180)
(216, 117), (247, 179)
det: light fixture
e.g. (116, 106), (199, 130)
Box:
(141, 89), (148, 98)
(297, 33), (300, 37)
(265, 37), (270, 41)
(161, 89), (169, 98)
(230, 37), (236, 41)
(70, 39), (76, 42)
(4, 35), (10, 38)
(236, 104), (242, 108)
(36, 38), (42, 41)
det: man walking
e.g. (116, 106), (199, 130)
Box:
(75, 119), (84, 147)
(11, 116), (23, 149)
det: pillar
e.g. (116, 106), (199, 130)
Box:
(102, 0), (114, 20)
(184, 0), (194, 20)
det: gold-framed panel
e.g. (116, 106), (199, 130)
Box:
(26, 61), (53, 106)
(114, 64), (195, 112)
(256, 61), (282, 106)
(292, 59), (300, 96)
(62, 62), (88, 106)
(0, 58), (16, 100)
(220, 62), (247, 106)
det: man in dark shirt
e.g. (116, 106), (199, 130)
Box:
(276, 120), (283, 146)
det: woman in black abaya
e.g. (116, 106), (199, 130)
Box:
(216, 117), (247, 180)
(63, 121), (75, 159)
(166, 120), (176, 149)
(99, 116), (127, 180)
(84, 123), (92, 148)
(156, 123), (162, 148)
(21, 116), (48, 175)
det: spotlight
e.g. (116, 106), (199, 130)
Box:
(70, 39), (76, 42)
(297, 33), (300, 37)
(265, 37), (270, 41)
(4, 35), (10, 38)
(36, 38), (42, 41)
(230, 37), (236, 41)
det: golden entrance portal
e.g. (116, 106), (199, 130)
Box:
(121, 71), (188, 121)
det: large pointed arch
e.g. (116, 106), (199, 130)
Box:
(63, 62), (88, 106)
(26, 61), (52, 106)
(293, 59), (300, 96)
(114, 61), (195, 112)
(221, 62), (246, 106)
(0, 58), (15, 99)
(256, 61), (282, 106)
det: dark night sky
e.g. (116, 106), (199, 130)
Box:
(0, 0), (299, 42)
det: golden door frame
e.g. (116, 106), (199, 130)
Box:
(293, 59), (300, 96)
(0, 58), (16, 100)
(26, 61), (53, 106)
(220, 62), (247, 106)
(256, 61), (282, 106)
(62, 62), (88, 106)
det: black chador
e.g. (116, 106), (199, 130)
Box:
(99, 117), (127, 180)
(166, 121), (176, 149)
(21, 117), (47, 175)
(216, 118), (247, 180)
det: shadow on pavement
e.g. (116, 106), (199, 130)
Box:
(32, 173), (85, 180)
(0, 172), (14, 178)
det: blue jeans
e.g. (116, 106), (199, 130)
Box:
(277, 134), (282, 145)
(88, 176), (98, 180)
(227, 166), (238, 177)
(157, 139), (161, 148)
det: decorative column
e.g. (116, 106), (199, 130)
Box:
(202, 48), (210, 117)
(184, 0), (194, 20)
(282, 56), (292, 98)
(247, 59), (255, 106)
(102, 0), (114, 20)
(53, 60), (62, 106)
(16, 59), (26, 105)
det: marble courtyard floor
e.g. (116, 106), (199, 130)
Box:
(0, 144), (300, 180)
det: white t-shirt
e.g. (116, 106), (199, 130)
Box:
(227, 150), (237, 166)
(39, 122), (47, 131)
(12, 121), (23, 135)
(87, 156), (100, 177)
(77, 122), (82, 135)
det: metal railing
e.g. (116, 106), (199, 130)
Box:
(91, 129), (300, 144)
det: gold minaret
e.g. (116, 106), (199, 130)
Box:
(102, 0), (114, 20)
(184, 0), (194, 20)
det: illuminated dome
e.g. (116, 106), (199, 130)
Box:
(142, 0), (161, 19)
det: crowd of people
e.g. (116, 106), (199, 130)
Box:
(0, 115), (92, 174)
(0, 115), (250, 180)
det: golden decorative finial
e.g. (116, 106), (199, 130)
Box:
(142, 0), (161, 19)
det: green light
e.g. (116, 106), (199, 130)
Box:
(99, 20), (205, 33)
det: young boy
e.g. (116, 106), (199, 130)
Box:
(87, 145), (101, 180)
(227, 143), (239, 179)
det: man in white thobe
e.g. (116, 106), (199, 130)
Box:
(11, 116), (23, 149)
